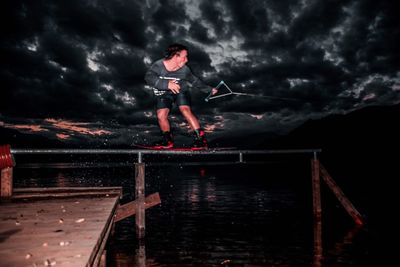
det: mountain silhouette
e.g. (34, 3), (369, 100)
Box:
(273, 103), (399, 165)
(274, 103), (399, 152)
(268, 104), (399, 195)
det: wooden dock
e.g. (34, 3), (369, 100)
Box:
(0, 187), (122, 267)
(2, 147), (364, 266)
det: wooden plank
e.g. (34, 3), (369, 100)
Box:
(320, 164), (364, 225)
(114, 192), (161, 222)
(0, 190), (120, 267)
(1, 167), (13, 199)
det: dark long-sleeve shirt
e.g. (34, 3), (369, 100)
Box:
(145, 59), (211, 96)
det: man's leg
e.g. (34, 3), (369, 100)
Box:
(157, 108), (171, 132)
(154, 108), (173, 148)
(179, 105), (208, 148)
(153, 94), (174, 148)
(178, 105), (200, 130)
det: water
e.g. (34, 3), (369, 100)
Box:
(12, 158), (381, 267)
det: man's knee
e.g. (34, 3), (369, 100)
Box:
(157, 109), (169, 120)
(179, 105), (192, 115)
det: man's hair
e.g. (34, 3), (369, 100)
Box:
(164, 43), (188, 60)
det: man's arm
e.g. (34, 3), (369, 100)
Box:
(144, 63), (169, 90)
(182, 67), (213, 93)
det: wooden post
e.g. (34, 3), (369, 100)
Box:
(320, 164), (364, 225)
(135, 163), (145, 239)
(311, 156), (322, 260)
(1, 167), (13, 200)
(136, 242), (146, 267)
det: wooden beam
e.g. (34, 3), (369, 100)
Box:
(320, 164), (364, 225)
(1, 167), (13, 199)
(114, 192), (161, 222)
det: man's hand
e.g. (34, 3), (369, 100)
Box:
(211, 88), (218, 95)
(168, 79), (180, 94)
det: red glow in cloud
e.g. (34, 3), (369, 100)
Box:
(45, 119), (112, 136)
(56, 133), (71, 140)
(3, 123), (48, 132)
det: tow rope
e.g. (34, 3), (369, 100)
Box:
(205, 81), (298, 102)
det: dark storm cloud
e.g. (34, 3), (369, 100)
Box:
(198, 2), (227, 37)
(340, 1), (400, 76)
(189, 21), (214, 44)
(225, 0), (270, 39)
(1, 0), (400, 146)
(1, 0), (150, 122)
(50, 0), (146, 47)
(150, 0), (189, 44)
(288, 0), (350, 43)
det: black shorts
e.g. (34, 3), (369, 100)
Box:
(156, 91), (191, 110)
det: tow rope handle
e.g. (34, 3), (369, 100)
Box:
(205, 81), (232, 102)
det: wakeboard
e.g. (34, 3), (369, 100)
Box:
(132, 144), (236, 151)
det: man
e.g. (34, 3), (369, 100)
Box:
(145, 43), (217, 148)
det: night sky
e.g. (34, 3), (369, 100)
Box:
(1, 0), (399, 147)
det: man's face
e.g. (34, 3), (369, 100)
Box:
(175, 50), (188, 68)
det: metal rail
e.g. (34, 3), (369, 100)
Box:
(11, 148), (321, 164)
(11, 148), (321, 155)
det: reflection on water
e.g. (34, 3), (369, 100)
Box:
(13, 161), (374, 267)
